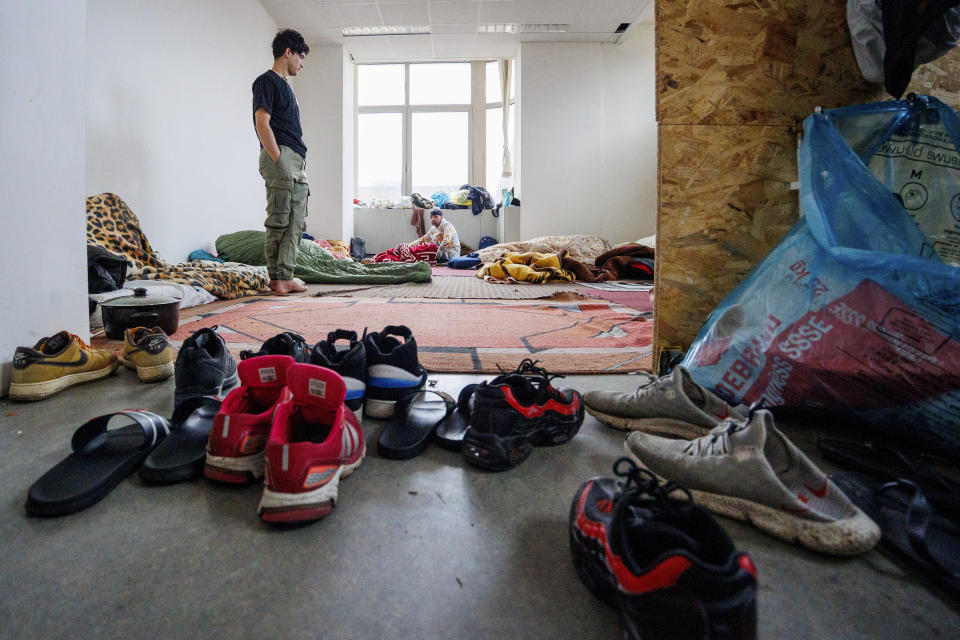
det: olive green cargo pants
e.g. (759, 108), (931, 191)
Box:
(259, 145), (309, 280)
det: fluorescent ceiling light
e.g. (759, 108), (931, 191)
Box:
(479, 24), (520, 34)
(342, 25), (431, 37)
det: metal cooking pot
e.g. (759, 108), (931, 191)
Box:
(100, 287), (180, 339)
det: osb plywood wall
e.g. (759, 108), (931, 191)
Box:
(654, 0), (960, 360)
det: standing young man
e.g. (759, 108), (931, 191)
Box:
(252, 29), (310, 295)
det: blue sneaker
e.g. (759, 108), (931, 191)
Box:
(362, 325), (427, 418)
(310, 329), (367, 418)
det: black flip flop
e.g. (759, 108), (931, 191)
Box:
(378, 390), (455, 460)
(140, 396), (222, 484)
(25, 410), (170, 517)
(819, 438), (960, 519)
(833, 472), (960, 600)
(434, 384), (479, 451)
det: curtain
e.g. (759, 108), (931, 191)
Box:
(498, 59), (513, 181)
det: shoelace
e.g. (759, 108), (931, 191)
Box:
(612, 457), (693, 520)
(511, 358), (567, 403)
(69, 333), (94, 351)
(682, 402), (763, 457)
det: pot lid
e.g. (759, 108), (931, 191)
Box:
(100, 287), (180, 307)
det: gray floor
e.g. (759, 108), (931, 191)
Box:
(1, 370), (958, 639)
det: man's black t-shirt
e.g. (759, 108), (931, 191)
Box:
(252, 70), (307, 158)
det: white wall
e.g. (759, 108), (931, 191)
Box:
(0, 0), (88, 395)
(518, 26), (657, 244)
(86, 0), (277, 262)
(295, 45), (355, 241)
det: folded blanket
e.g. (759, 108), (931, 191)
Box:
(476, 251), (575, 284)
(87, 193), (268, 299)
(594, 243), (656, 280)
(217, 230), (432, 285)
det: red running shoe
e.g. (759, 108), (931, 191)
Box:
(204, 355), (294, 484)
(259, 363), (365, 523)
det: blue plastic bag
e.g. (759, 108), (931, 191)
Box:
(683, 95), (960, 456)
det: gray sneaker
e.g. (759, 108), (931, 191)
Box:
(584, 366), (745, 438)
(624, 409), (880, 556)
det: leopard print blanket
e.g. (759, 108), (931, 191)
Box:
(87, 193), (269, 299)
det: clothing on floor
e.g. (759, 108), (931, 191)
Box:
(594, 243), (656, 280)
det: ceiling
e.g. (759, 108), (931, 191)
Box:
(257, 0), (654, 62)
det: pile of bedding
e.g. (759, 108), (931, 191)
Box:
(86, 193), (268, 299)
(216, 230), (431, 285)
(477, 235), (611, 264)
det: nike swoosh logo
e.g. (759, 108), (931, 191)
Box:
(804, 481), (829, 498)
(37, 351), (89, 367)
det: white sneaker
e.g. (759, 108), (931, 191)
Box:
(584, 366), (745, 438)
(624, 409), (880, 556)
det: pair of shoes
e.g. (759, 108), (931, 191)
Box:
(239, 325), (427, 420)
(241, 330), (366, 416)
(173, 327), (239, 407)
(570, 457), (758, 640)
(9, 331), (119, 401)
(461, 359), (585, 471)
(584, 366), (746, 438)
(625, 408), (881, 556)
(205, 355), (365, 524)
(117, 326), (177, 382)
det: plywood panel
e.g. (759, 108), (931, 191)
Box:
(657, 0), (960, 126)
(654, 124), (798, 353)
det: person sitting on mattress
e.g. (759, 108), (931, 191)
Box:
(412, 209), (461, 263)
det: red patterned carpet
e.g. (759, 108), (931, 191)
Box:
(162, 297), (652, 374)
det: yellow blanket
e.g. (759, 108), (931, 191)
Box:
(476, 251), (574, 284)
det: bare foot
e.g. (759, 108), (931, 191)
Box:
(269, 279), (306, 294)
(268, 280), (292, 295)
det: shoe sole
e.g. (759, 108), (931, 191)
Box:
(9, 360), (120, 401)
(623, 441), (881, 556)
(364, 397), (397, 419)
(204, 451), (265, 484)
(585, 405), (710, 439)
(258, 445), (365, 523)
(122, 361), (174, 382)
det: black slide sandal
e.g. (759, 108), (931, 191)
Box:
(434, 384), (478, 451)
(378, 390), (455, 459)
(833, 472), (960, 600)
(140, 396), (222, 484)
(819, 438), (960, 519)
(25, 410), (170, 517)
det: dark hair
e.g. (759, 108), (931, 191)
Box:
(272, 29), (309, 59)
(430, 209), (443, 217)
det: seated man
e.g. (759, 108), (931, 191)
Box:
(413, 209), (461, 263)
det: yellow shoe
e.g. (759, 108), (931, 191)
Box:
(118, 326), (177, 382)
(9, 331), (119, 401)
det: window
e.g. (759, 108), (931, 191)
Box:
(355, 61), (515, 205)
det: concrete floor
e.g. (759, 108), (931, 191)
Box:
(1, 370), (958, 639)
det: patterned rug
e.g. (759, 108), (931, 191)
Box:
(158, 297), (653, 374)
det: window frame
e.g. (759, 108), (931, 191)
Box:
(354, 60), (514, 201)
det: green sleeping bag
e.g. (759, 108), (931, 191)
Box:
(215, 230), (431, 285)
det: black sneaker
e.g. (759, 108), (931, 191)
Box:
(569, 458), (758, 640)
(462, 359), (584, 471)
(240, 331), (309, 363)
(362, 325), (427, 418)
(310, 329), (367, 416)
(174, 327), (239, 407)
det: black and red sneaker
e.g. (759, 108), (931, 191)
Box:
(570, 458), (758, 640)
(462, 359), (584, 471)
